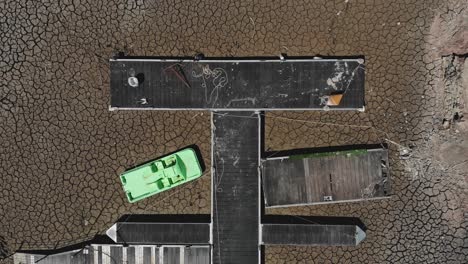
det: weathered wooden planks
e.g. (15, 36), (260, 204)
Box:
(262, 149), (390, 207)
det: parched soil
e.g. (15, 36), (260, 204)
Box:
(0, 0), (467, 263)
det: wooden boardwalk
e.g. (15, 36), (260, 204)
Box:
(106, 222), (210, 244)
(262, 148), (390, 207)
(262, 224), (365, 246)
(14, 245), (210, 264)
(212, 112), (260, 264)
(110, 58), (365, 110)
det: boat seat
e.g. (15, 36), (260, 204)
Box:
(170, 174), (184, 184)
(155, 161), (165, 171)
(146, 182), (158, 190)
(164, 167), (178, 178)
(158, 178), (171, 188)
(164, 156), (177, 167)
(145, 173), (164, 184)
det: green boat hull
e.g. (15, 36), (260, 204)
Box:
(120, 148), (203, 203)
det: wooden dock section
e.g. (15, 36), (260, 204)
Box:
(261, 224), (365, 246)
(14, 245), (210, 264)
(212, 112), (260, 264)
(261, 215), (366, 246)
(106, 222), (210, 245)
(110, 57), (365, 110)
(262, 148), (390, 207)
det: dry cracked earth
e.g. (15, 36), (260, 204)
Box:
(1, 0), (467, 263)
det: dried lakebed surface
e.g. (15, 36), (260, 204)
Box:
(1, 0), (467, 263)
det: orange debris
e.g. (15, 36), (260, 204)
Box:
(327, 94), (344, 106)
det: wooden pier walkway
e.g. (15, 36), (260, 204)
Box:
(110, 57), (365, 110)
(262, 148), (390, 207)
(212, 112), (260, 264)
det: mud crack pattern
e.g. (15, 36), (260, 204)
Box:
(0, 0), (467, 263)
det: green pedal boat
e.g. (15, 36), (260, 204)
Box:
(120, 148), (203, 203)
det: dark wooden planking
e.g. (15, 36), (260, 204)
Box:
(112, 214), (210, 223)
(48, 255), (70, 264)
(163, 247), (180, 264)
(143, 247), (152, 264)
(212, 112), (260, 264)
(34, 254), (70, 264)
(184, 247), (210, 264)
(262, 149), (390, 206)
(109, 222), (210, 244)
(110, 59), (365, 110)
(263, 158), (307, 206)
(97, 246), (102, 264)
(110, 247), (123, 264)
(30, 250), (93, 264)
(127, 247), (136, 264)
(155, 247), (160, 264)
(72, 250), (93, 264)
(373, 149), (390, 197)
(261, 224), (365, 246)
(87, 248), (95, 264)
(17, 236), (209, 264)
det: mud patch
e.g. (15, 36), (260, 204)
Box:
(428, 0), (468, 57)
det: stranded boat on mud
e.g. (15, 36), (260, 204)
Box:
(120, 148), (203, 203)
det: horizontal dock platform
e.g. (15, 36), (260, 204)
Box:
(14, 245), (210, 264)
(261, 215), (366, 246)
(110, 57), (365, 110)
(106, 223), (210, 245)
(261, 224), (365, 246)
(262, 148), (390, 207)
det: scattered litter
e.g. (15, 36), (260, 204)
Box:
(400, 148), (411, 159)
(164, 64), (191, 88)
(442, 118), (451, 129)
(327, 94), (344, 106)
(128, 76), (139, 87)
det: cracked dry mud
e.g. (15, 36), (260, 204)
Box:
(0, 0), (467, 263)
